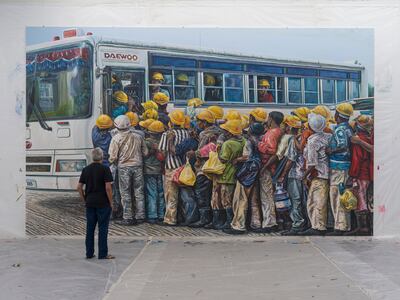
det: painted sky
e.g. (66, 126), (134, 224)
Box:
(26, 27), (374, 84)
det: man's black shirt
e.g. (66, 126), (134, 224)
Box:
(79, 163), (113, 208)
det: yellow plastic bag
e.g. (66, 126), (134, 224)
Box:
(179, 160), (196, 186)
(202, 151), (225, 175)
(340, 189), (358, 211)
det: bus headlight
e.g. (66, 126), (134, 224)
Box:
(56, 159), (86, 172)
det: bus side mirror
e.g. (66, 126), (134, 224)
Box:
(95, 67), (109, 78)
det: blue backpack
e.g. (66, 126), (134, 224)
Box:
(236, 142), (261, 188)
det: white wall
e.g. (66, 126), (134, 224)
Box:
(0, 0), (399, 237)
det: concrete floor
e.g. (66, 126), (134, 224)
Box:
(2, 236), (400, 300)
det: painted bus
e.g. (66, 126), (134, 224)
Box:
(26, 29), (368, 190)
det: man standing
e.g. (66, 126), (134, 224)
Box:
(188, 109), (220, 228)
(217, 119), (246, 230)
(346, 115), (373, 235)
(326, 103), (354, 235)
(159, 110), (189, 225)
(298, 113), (332, 236)
(92, 114), (113, 167)
(109, 115), (148, 225)
(77, 148), (114, 260)
(257, 111), (284, 233)
(153, 92), (170, 127)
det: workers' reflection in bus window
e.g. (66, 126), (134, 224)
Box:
(123, 73), (144, 108)
(258, 78), (275, 103)
(149, 71), (171, 99)
(174, 72), (195, 101)
(224, 74), (243, 102)
(112, 74), (123, 93)
(204, 73), (223, 102)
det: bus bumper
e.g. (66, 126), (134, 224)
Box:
(26, 176), (79, 191)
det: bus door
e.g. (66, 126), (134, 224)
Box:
(102, 68), (146, 116)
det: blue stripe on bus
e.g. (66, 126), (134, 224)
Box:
(349, 72), (361, 81)
(200, 60), (244, 71)
(246, 64), (284, 74)
(152, 55), (197, 68)
(286, 67), (318, 76)
(319, 70), (348, 79)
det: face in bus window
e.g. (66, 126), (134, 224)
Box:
(258, 89), (274, 103)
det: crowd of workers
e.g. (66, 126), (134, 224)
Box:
(90, 84), (373, 237)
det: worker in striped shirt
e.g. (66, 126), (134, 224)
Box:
(159, 109), (189, 225)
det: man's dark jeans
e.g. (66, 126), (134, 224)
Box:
(86, 206), (111, 259)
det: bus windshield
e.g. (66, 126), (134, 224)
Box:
(26, 42), (92, 122)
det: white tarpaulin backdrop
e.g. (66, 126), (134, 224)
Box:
(0, 0), (399, 237)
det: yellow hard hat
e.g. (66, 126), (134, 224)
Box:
(96, 114), (113, 129)
(224, 109), (241, 121)
(220, 119), (242, 135)
(312, 105), (331, 120)
(176, 73), (189, 82)
(284, 115), (302, 129)
(153, 92), (170, 105)
(241, 114), (249, 130)
(207, 106), (224, 120)
(113, 91), (128, 104)
(148, 120), (165, 133)
(292, 107), (311, 122)
(139, 118), (155, 129)
(204, 74), (216, 86)
(152, 72), (164, 81)
(184, 115), (191, 129)
(249, 107), (267, 122)
(169, 109), (185, 126)
(196, 110), (216, 124)
(336, 103), (354, 118)
(143, 108), (159, 120)
(141, 100), (158, 111)
(258, 79), (270, 88)
(187, 98), (204, 107)
(340, 189), (358, 211)
(125, 112), (139, 126)
(355, 115), (373, 132)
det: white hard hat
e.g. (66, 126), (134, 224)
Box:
(114, 115), (131, 130)
(308, 113), (326, 133)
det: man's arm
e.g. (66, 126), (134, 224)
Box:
(108, 139), (118, 165)
(105, 182), (113, 209)
(77, 183), (85, 202)
(351, 136), (373, 153)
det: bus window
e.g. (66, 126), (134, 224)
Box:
(336, 80), (347, 103)
(149, 69), (172, 100)
(276, 77), (285, 104)
(304, 77), (318, 104)
(224, 74), (243, 102)
(350, 81), (360, 99)
(26, 44), (92, 121)
(288, 77), (302, 104)
(204, 73), (223, 102)
(254, 76), (275, 103)
(111, 70), (145, 112)
(174, 71), (196, 101)
(322, 79), (335, 104)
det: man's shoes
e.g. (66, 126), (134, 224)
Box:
(160, 222), (177, 227)
(325, 230), (346, 236)
(115, 219), (137, 226)
(147, 218), (158, 224)
(297, 228), (325, 236)
(222, 228), (246, 235)
(136, 219), (145, 225)
(252, 225), (279, 233)
(281, 228), (303, 236)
